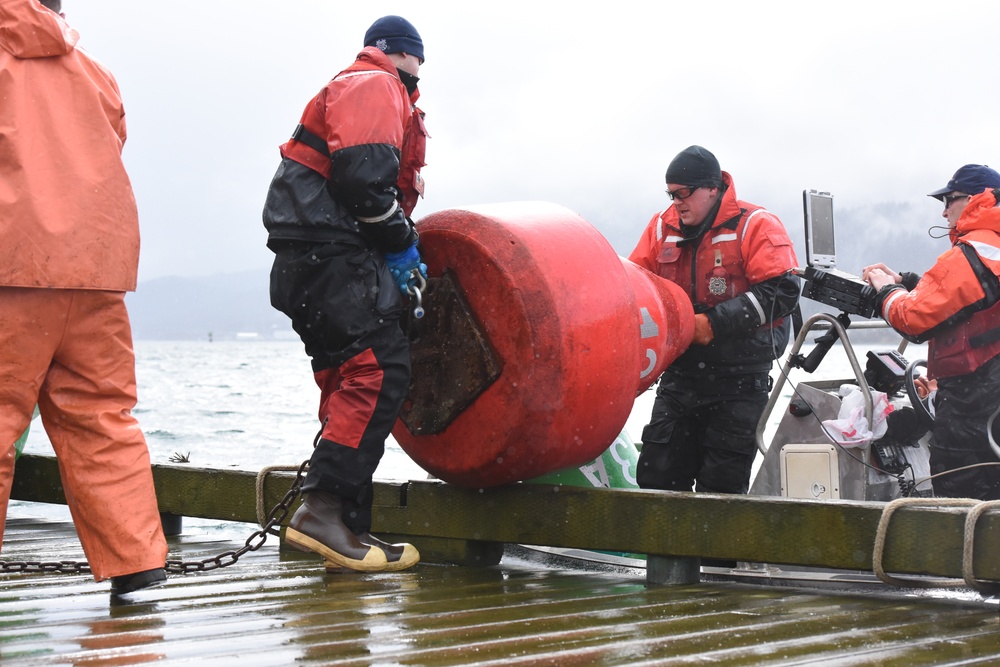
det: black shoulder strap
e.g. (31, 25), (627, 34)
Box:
(960, 242), (1000, 308)
(291, 124), (330, 158)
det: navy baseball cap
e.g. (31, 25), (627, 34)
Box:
(927, 164), (1000, 201)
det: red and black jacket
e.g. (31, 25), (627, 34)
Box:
(629, 173), (800, 376)
(263, 47), (427, 254)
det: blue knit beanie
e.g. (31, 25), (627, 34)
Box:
(364, 16), (424, 63)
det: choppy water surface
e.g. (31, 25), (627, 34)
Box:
(22, 338), (926, 482)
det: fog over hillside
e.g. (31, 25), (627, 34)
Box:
(126, 200), (945, 341)
(126, 270), (289, 342)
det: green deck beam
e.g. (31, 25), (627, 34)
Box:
(10, 454), (1000, 583)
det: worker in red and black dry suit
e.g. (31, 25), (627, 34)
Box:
(262, 16), (429, 573)
(864, 164), (1000, 501)
(629, 146), (800, 496)
(0, 0), (168, 595)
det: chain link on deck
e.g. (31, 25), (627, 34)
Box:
(1, 459), (310, 577)
(0, 559), (92, 575)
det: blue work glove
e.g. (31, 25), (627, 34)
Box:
(383, 243), (428, 295)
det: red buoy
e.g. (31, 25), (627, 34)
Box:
(394, 202), (693, 487)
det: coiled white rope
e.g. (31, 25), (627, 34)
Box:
(873, 496), (1000, 594)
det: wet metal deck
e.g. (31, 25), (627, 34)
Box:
(2, 502), (999, 666)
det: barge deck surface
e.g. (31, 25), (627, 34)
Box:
(2, 501), (999, 666)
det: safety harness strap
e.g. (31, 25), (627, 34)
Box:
(291, 124), (330, 158)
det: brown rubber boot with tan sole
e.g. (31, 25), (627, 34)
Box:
(325, 533), (419, 573)
(285, 491), (387, 572)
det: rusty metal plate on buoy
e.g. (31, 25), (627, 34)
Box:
(399, 270), (501, 435)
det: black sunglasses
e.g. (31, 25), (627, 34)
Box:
(943, 194), (969, 208)
(666, 186), (701, 201)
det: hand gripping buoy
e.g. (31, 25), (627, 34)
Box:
(393, 202), (694, 487)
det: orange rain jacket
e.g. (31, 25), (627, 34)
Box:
(0, 0), (140, 291)
(877, 189), (1000, 378)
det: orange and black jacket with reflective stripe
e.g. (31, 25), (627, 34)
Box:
(876, 189), (1000, 379)
(629, 172), (800, 376)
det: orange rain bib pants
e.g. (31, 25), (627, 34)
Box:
(0, 287), (167, 580)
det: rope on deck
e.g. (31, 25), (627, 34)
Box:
(962, 499), (1000, 594)
(873, 497), (1000, 594)
(255, 465), (303, 527)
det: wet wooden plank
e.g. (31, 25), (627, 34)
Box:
(0, 503), (998, 666)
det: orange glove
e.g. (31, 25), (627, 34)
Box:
(693, 313), (715, 345)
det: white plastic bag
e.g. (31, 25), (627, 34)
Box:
(820, 387), (893, 448)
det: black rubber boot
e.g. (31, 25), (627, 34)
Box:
(110, 567), (166, 596)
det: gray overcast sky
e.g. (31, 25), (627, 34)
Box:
(64, 0), (1000, 281)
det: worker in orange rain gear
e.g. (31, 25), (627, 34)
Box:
(0, 0), (168, 595)
(864, 165), (1000, 500)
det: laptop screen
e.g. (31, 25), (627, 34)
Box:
(803, 189), (836, 269)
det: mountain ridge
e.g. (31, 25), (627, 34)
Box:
(126, 200), (944, 341)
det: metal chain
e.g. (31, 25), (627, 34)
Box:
(0, 459), (310, 577)
(164, 458), (309, 574)
(0, 559), (92, 575)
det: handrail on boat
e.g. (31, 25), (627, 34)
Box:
(755, 312), (906, 455)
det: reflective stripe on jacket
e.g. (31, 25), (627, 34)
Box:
(0, 0), (140, 290)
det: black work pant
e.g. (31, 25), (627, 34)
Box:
(270, 240), (410, 533)
(636, 371), (768, 494)
(929, 355), (1000, 501)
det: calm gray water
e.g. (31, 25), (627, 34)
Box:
(21, 337), (926, 482)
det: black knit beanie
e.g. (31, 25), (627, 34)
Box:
(665, 146), (722, 187)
